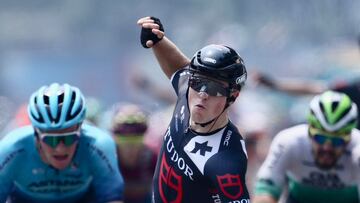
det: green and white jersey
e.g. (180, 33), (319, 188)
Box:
(254, 124), (360, 203)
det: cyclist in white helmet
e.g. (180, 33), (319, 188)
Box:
(0, 83), (124, 203)
(253, 90), (360, 203)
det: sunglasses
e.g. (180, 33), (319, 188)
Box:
(189, 76), (229, 97)
(36, 129), (80, 148)
(309, 128), (349, 148)
(114, 134), (144, 144)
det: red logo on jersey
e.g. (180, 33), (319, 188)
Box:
(217, 174), (243, 199)
(159, 154), (183, 203)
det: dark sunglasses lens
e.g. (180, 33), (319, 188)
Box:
(63, 134), (79, 146)
(43, 136), (61, 148)
(42, 134), (78, 148)
(331, 138), (346, 147)
(189, 78), (227, 96)
(313, 134), (327, 145)
(204, 82), (225, 96)
(313, 134), (345, 147)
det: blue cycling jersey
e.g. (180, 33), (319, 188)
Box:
(0, 124), (124, 203)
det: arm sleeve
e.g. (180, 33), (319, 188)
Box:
(351, 139), (360, 200)
(204, 149), (250, 202)
(0, 140), (19, 202)
(254, 131), (293, 200)
(89, 132), (124, 202)
(0, 159), (14, 202)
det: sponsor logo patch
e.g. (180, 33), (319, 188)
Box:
(217, 174), (243, 199)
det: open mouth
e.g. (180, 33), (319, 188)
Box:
(53, 155), (69, 161)
(195, 104), (205, 109)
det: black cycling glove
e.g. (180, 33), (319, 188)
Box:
(140, 17), (164, 48)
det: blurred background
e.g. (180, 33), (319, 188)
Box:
(1, 0), (360, 189)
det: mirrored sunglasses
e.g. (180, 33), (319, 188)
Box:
(189, 76), (229, 97)
(114, 134), (144, 144)
(311, 134), (347, 148)
(309, 127), (349, 148)
(37, 129), (80, 148)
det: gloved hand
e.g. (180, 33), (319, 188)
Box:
(140, 16), (164, 48)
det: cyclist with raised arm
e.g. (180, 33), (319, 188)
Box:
(253, 90), (360, 203)
(0, 83), (124, 203)
(137, 16), (250, 203)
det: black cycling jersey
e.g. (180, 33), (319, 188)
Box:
(152, 69), (250, 203)
(333, 79), (360, 129)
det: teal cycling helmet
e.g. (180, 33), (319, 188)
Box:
(28, 83), (86, 130)
(307, 90), (358, 134)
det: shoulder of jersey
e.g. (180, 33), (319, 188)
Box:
(1, 125), (34, 148)
(350, 128), (360, 144)
(81, 123), (114, 144)
(274, 124), (308, 144)
(351, 140), (360, 166)
(228, 122), (241, 135)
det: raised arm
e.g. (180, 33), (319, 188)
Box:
(253, 71), (327, 95)
(137, 16), (190, 79)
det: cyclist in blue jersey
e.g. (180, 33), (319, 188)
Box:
(0, 83), (124, 203)
(137, 16), (250, 203)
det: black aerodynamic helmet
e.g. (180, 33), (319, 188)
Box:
(189, 44), (247, 90)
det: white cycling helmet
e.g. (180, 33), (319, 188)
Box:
(307, 90), (357, 134)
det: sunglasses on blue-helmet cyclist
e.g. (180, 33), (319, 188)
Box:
(189, 75), (230, 97)
(36, 128), (81, 148)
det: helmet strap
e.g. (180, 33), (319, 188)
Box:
(194, 105), (228, 133)
(195, 118), (217, 127)
(225, 86), (238, 108)
(225, 96), (236, 108)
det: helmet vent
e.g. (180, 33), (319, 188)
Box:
(310, 109), (315, 115)
(58, 93), (64, 105)
(196, 51), (203, 65)
(319, 101), (325, 112)
(332, 102), (339, 111)
(44, 93), (64, 122)
(319, 102), (328, 123)
(44, 95), (50, 105)
(337, 104), (352, 121)
(65, 91), (83, 121)
(30, 111), (44, 123)
(70, 91), (76, 102)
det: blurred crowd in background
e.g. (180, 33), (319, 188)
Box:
(0, 0), (360, 198)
